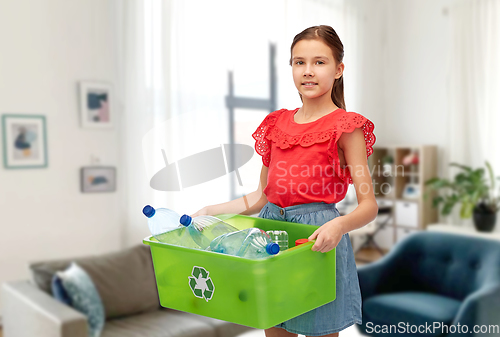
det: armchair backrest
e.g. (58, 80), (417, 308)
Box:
(383, 231), (500, 300)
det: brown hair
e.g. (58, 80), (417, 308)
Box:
(289, 25), (345, 111)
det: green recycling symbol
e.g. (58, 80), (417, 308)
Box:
(188, 266), (215, 302)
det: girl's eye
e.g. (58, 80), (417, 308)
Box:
(294, 60), (325, 65)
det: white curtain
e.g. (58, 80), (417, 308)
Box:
(446, 0), (500, 225)
(115, 0), (362, 246)
(114, 0), (172, 246)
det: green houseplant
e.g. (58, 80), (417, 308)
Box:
(425, 161), (500, 232)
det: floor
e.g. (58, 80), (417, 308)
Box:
(354, 247), (387, 265)
(238, 323), (368, 337)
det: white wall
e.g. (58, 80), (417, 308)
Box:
(355, 0), (451, 142)
(358, 0), (453, 176)
(0, 0), (123, 306)
(347, 0), (456, 252)
(348, 0), (387, 131)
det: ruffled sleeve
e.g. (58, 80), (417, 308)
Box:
(328, 111), (376, 184)
(252, 109), (285, 167)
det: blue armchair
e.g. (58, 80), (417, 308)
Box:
(357, 231), (500, 337)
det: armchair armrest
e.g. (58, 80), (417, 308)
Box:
(357, 247), (402, 300)
(2, 280), (88, 337)
(452, 283), (500, 336)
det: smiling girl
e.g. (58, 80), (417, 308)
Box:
(193, 25), (378, 337)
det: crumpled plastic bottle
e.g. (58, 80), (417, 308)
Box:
(179, 214), (239, 249)
(208, 228), (280, 259)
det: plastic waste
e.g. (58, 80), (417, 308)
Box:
(142, 205), (201, 248)
(209, 228), (280, 259)
(179, 214), (239, 249)
(295, 238), (309, 246)
(266, 230), (289, 251)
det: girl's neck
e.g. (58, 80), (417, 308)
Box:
(299, 95), (339, 119)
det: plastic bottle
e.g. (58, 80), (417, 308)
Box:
(142, 205), (201, 248)
(209, 228), (280, 259)
(179, 214), (239, 249)
(266, 230), (289, 251)
(295, 238), (310, 246)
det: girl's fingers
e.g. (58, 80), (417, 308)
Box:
(322, 245), (333, 253)
(312, 235), (324, 251)
(308, 229), (320, 241)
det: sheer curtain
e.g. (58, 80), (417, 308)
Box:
(114, 0), (172, 246)
(115, 0), (362, 245)
(446, 0), (500, 225)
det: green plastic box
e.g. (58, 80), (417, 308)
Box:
(143, 214), (336, 329)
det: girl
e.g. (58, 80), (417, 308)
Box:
(192, 25), (378, 337)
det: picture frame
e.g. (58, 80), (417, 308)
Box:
(79, 81), (113, 129)
(81, 166), (117, 193)
(2, 114), (48, 169)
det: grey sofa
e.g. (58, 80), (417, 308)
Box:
(2, 245), (255, 337)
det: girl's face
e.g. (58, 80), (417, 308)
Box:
(291, 39), (343, 102)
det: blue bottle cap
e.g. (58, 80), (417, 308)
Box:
(266, 242), (280, 255)
(143, 205), (155, 218)
(180, 214), (192, 227)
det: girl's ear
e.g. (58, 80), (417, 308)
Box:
(335, 62), (345, 79)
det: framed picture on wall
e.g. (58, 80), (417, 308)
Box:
(81, 166), (116, 193)
(2, 114), (48, 169)
(79, 81), (113, 129)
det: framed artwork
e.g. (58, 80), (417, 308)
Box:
(2, 114), (48, 169)
(79, 81), (113, 129)
(81, 166), (116, 193)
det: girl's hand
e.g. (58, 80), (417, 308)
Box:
(308, 218), (345, 253)
(190, 206), (210, 218)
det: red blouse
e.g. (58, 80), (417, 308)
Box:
(252, 108), (376, 208)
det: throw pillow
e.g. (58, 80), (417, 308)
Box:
(51, 274), (72, 306)
(57, 262), (105, 337)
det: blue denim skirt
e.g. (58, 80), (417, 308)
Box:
(258, 201), (362, 336)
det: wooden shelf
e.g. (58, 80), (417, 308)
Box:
(396, 198), (421, 202)
(368, 145), (438, 248)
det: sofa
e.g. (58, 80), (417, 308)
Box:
(356, 231), (500, 337)
(1, 245), (255, 337)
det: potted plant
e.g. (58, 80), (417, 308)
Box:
(382, 155), (393, 176)
(425, 161), (500, 232)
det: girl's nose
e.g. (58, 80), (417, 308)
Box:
(303, 66), (314, 77)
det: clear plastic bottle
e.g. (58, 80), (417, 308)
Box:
(142, 205), (201, 248)
(266, 230), (289, 251)
(209, 228), (280, 259)
(179, 214), (239, 249)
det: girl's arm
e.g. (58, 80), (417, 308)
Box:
(336, 128), (379, 232)
(191, 165), (269, 217)
(309, 128), (379, 252)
